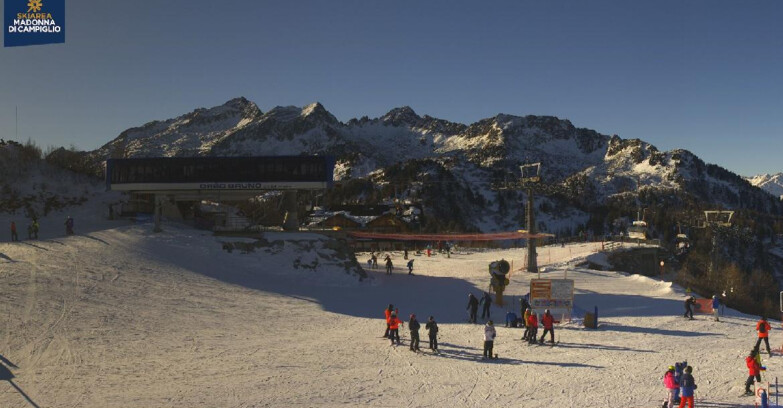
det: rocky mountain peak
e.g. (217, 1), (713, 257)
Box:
(381, 106), (421, 126)
(748, 173), (783, 199)
(300, 102), (340, 124)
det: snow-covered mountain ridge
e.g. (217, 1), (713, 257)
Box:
(748, 173), (783, 199)
(84, 98), (783, 233)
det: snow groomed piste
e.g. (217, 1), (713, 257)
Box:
(0, 220), (779, 407)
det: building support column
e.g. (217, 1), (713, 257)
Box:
(154, 194), (163, 233)
(282, 190), (299, 231)
(526, 188), (538, 273)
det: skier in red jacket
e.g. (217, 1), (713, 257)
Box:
(539, 309), (556, 344)
(663, 366), (678, 408)
(744, 349), (763, 396)
(388, 312), (403, 346)
(755, 317), (772, 356)
(527, 312), (539, 344)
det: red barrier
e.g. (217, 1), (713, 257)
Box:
(692, 298), (714, 314)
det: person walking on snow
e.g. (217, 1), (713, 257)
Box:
(678, 366), (696, 408)
(711, 295), (720, 322)
(10, 221), (18, 242)
(483, 320), (496, 359)
(425, 316), (439, 352)
(65, 216), (74, 235)
(467, 293), (479, 323)
(388, 312), (403, 345)
(384, 255), (393, 275)
(527, 311), (539, 344)
(744, 349), (763, 396)
(683, 296), (695, 320)
(31, 219), (39, 239)
(407, 259), (414, 275)
(480, 291), (492, 320)
(539, 309), (556, 344)
(409, 314), (421, 352)
(755, 316), (772, 356)
(663, 365), (679, 408)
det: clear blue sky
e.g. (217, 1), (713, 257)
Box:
(2, 0), (781, 176)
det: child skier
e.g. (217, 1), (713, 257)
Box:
(425, 316), (439, 352)
(522, 307), (532, 341)
(388, 312), (403, 346)
(673, 361), (687, 404)
(527, 311), (539, 344)
(663, 365), (678, 408)
(409, 314), (421, 352)
(383, 304), (396, 338)
(678, 366), (697, 408)
(483, 320), (496, 359)
(744, 349), (763, 396)
(505, 311), (518, 328)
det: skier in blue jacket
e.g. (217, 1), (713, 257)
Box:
(711, 295), (720, 322)
(679, 366), (697, 408)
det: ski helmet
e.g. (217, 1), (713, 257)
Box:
(410, 314), (416, 319)
(684, 366), (692, 373)
(668, 365), (675, 371)
(488, 320), (494, 326)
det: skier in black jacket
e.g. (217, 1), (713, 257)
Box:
(520, 296), (530, 317)
(409, 314), (421, 351)
(683, 296), (695, 320)
(425, 316), (439, 352)
(480, 292), (492, 320)
(467, 293), (479, 323)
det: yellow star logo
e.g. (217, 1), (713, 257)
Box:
(27, 0), (43, 12)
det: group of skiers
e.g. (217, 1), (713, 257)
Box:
(8, 216), (75, 241)
(383, 304), (439, 353)
(466, 292), (493, 323)
(660, 315), (776, 405)
(742, 316), (773, 396)
(369, 253), (414, 276)
(682, 294), (722, 322)
(9, 218), (40, 241)
(662, 362), (697, 408)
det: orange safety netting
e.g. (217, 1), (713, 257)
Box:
(347, 231), (554, 241)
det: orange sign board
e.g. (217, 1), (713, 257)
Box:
(530, 280), (551, 299)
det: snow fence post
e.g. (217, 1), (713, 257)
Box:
(594, 306), (598, 328)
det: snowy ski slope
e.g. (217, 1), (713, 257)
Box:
(0, 214), (778, 407)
